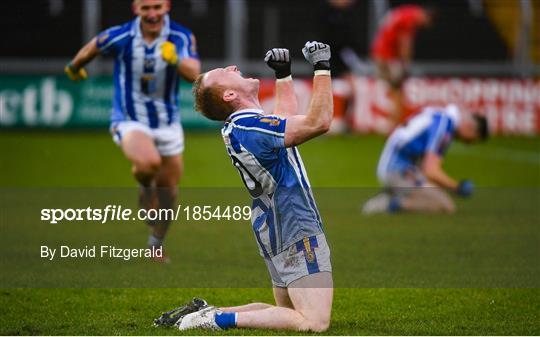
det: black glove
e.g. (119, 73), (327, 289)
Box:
(264, 48), (291, 79)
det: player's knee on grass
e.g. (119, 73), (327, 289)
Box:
(310, 318), (331, 332)
(425, 188), (455, 213)
(405, 188), (455, 213)
(298, 314), (330, 332)
(438, 193), (455, 213)
(288, 273), (333, 332)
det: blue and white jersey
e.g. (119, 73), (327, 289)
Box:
(377, 105), (461, 182)
(222, 109), (323, 257)
(96, 15), (198, 128)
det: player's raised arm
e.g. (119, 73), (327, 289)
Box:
(177, 57), (201, 82)
(284, 41), (333, 147)
(65, 37), (100, 81)
(264, 48), (298, 117)
(161, 34), (201, 83)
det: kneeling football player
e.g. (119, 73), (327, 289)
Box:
(168, 41), (334, 332)
(363, 104), (489, 214)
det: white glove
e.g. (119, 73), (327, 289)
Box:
(302, 41), (331, 71)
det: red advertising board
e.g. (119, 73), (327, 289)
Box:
(258, 77), (540, 135)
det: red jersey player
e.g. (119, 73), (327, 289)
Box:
(371, 5), (433, 127)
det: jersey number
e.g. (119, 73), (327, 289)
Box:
(230, 154), (264, 198)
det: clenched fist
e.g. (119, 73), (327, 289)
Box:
(302, 41), (331, 71)
(161, 41), (179, 66)
(264, 48), (291, 79)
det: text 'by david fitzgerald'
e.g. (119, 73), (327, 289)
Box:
(40, 245), (162, 261)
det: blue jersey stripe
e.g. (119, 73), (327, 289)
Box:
(378, 109), (457, 178)
(164, 65), (175, 124)
(228, 131), (243, 153)
(97, 23), (131, 55)
(112, 58), (124, 121)
(266, 206), (278, 255)
(122, 37), (137, 121)
(295, 236), (320, 274)
(233, 117), (286, 135)
(222, 114), (323, 256)
(427, 115), (445, 152)
(292, 148), (322, 226)
(228, 111), (262, 122)
(253, 198), (278, 255)
(103, 17), (197, 127)
(145, 101), (159, 128)
(143, 45), (159, 128)
(252, 214), (271, 258)
(232, 124), (285, 138)
(173, 76), (180, 108)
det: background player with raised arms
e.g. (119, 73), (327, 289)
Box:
(65, 0), (200, 260)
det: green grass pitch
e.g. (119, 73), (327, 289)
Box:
(0, 131), (539, 335)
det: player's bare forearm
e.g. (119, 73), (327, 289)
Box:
(177, 58), (201, 82)
(70, 37), (99, 69)
(426, 169), (458, 190)
(284, 74), (332, 147)
(264, 48), (296, 116)
(273, 78), (298, 117)
(284, 41), (333, 146)
(422, 154), (458, 190)
(306, 74), (333, 129)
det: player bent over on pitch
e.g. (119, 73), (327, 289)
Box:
(362, 104), (489, 214)
(155, 41), (334, 332)
(65, 0), (200, 260)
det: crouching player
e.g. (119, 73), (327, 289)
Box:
(363, 104), (488, 214)
(168, 42), (334, 332)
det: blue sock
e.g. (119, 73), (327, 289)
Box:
(388, 196), (402, 212)
(147, 234), (163, 248)
(215, 311), (237, 330)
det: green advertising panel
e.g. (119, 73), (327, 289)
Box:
(0, 75), (219, 129)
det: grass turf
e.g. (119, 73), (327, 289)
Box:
(0, 131), (539, 335)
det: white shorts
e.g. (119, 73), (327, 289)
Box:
(110, 121), (185, 156)
(264, 234), (332, 288)
(383, 167), (427, 189)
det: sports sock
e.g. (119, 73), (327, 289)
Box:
(214, 311), (237, 330)
(388, 195), (402, 212)
(147, 234), (163, 248)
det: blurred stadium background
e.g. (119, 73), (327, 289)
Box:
(0, 0), (538, 133)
